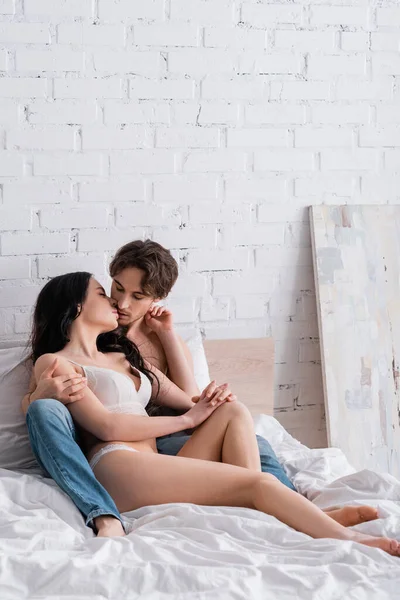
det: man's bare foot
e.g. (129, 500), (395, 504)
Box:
(94, 516), (126, 537)
(351, 532), (400, 557)
(325, 505), (378, 527)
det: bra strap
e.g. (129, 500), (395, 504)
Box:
(66, 359), (82, 367)
(66, 359), (86, 375)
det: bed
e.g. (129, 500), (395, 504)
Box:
(0, 336), (400, 599)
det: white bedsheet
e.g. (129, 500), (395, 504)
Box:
(1, 415), (400, 599)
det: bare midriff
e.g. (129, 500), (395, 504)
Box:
(83, 424), (158, 464)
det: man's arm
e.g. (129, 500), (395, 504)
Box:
(146, 360), (199, 412)
(156, 330), (200, 397)
(143, 306), (200, 397)
(21, 372), (36, 416)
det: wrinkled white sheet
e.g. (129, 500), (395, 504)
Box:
(1, 415), (400, 600)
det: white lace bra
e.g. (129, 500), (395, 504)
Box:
(67, 360), (152, 416)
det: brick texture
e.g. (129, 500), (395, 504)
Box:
(0, 0), (398, 447)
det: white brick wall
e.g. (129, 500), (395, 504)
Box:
(0, 0), (399, 448)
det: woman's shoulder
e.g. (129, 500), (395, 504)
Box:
(35, 352), (57, 367)
(34, 353), (80, 377)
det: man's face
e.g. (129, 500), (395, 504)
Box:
(111, 267), (158, 327)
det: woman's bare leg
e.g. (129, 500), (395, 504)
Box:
(176, 402), (378, 528)
(177, 401), (261, 470)
(93, 450), (400, 556)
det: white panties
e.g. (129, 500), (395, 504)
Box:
(89, 443), (139, 470)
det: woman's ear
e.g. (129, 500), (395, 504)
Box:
(76, 304), (82, 317)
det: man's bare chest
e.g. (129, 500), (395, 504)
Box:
(133, 334), (168, 374)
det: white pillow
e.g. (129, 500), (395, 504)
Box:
(178, 328), (211, 391)
(0, 344), (38, 471)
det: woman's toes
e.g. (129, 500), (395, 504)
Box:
(359, 536), (400, 557)
(390, 540), (400, 554)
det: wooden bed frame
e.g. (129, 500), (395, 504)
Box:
(203, 338), (274, 417)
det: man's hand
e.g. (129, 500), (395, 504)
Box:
(29, 358), (87, 405)
(144, 305), (174, 335)
(191, 382), (236, 405)
(184, 381), (237, 429)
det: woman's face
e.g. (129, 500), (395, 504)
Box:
(79, 277), (119, 331)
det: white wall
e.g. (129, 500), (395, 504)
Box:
(0, 0), (399, 447)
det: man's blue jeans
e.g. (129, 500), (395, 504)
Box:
(26, 399), (123, 531)
(26, 399), (296, 530)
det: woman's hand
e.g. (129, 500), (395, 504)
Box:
(185, 381), (237, 428)
(145, 305), (174, 335)
(29, 358), (87, 405)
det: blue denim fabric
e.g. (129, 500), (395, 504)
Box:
(255, 434), (296, 491)
(157, 432), (297, 492)
(26, 399), (123, 531)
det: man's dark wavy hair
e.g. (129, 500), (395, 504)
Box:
(109, 239), (178, 299)
(29, 271), (159, 410)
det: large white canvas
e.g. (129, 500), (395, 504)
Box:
(310, 205), (400, 478)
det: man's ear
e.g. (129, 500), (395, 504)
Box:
(149, 298), (162, 309)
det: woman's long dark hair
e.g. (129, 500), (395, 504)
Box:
(30, 272), (159, 409)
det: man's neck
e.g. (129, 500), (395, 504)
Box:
(125, 316), (150, 343)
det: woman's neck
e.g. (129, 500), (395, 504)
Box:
(63, 323), (104, 361)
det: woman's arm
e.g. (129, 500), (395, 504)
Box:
(144, 306), (200, 397)
(34, 354), (191, 442)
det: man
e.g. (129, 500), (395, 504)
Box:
(25, 240), (295, 537)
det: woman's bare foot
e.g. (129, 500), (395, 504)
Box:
(325, 505), (378, 527)
(351, 532), (400, 557)
(94, 516), (126, 537)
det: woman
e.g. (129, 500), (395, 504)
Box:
(29, 272), (400, 556)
